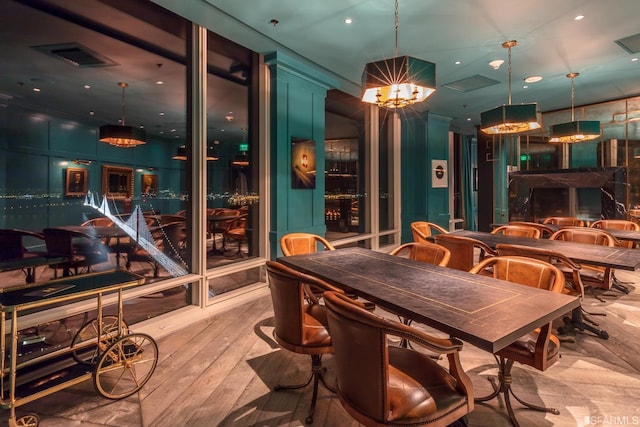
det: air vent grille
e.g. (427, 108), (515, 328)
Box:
(31, 43), (118, 68)
(615, 33), (640, 54)
(443, 74), (500, 93)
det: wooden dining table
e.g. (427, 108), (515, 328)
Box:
(453, 230), (640, 271)
(277, 247), (579, 354)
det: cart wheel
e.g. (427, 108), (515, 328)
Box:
(16, 413), (39, 427)
(70, 316), (129, 365)
(93, 333), (158, 400)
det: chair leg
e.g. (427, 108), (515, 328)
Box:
(557, 307), (609, 339)
(274, 354), (334, 425)
(612, 274), (631, 294)
(475, 357), (559, 427)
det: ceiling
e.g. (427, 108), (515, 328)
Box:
(195, 0), (640, 134)
(2, 0), (640, 144)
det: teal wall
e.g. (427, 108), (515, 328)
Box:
(400, 112), (452, 242)
(0, 105), (184, 231)
(265, 52), (338, 257)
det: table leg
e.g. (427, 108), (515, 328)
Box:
(475, 356), (559, 427)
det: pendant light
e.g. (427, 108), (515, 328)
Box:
(361, 0), (436, 109)
(99, 82), (146, 147)
(480, 40), (541, 134)
(549, 72), (600, 143)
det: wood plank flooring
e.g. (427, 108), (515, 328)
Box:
(9, 270), (640, 427)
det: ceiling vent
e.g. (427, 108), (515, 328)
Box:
(31, 42), (118, 68)
(443, 74), (501, 93)
(615, 33), (640, 54)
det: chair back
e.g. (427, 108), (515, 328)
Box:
(550, 227), (616, 246)
(508, 221), (554, 238)
(492, 224), (541, 238)
(81, 217), (114, 227)
(389, 242), (450, 267)
(0, 229), (27, 260)
(470, 256), (565, 293)
(280, 232), (335, 256)
(160, 221), (186, 258)
(495, 243), (584, 298)
(542, 216), (585, 227)
(265, 261), (340, 353)
(591, 219), (639, 231)
(432, 234), (496, 271)
(410, 221), (448, 243)
(42, 228), (75, 257)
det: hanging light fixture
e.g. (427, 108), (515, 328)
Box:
(361, 0), (436, 109)
(480, 40), (541, 134)
(549, 72), (600, 143)
(172, 143), (219, 160)
(99, 82), (146, 147)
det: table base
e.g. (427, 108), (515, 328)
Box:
(475, 356), (559, 427)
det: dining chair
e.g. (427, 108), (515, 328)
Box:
(492, 224), (541, 238)
(495, 243), (609, 339)
(280, 232), (335, 256)
(223, 214), (248, 255)
(42, 228), (109, 277)
(432, 233), (496, 271)
(410, 221), (449, 243)
(389, 242), (450, 266)
(126, 221), (186, 277)
(508, 221), (554, 238)
(265, 261), (344, 425)
(542, 216), (586, 227)
(323, 290), (474, 427)
(469, 255), (565, 425)
(590, 219), (639, 248)
(549, 227), (616, 292)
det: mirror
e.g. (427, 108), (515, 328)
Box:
(102, 165), (133, 199)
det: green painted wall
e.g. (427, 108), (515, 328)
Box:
(400, 112), (451, 242)
(264, 52), (338, 257)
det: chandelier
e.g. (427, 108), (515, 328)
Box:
(99, 82), (146, 147)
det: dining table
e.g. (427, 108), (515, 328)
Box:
(277, 247), (580, 354)
(453, 230), (640, 271)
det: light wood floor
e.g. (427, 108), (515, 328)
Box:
(10, 270), (640, 427)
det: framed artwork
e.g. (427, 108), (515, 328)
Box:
(141, 174), (158, 196)
(431, 160), (448, 188)
(65, 168), (88, 196)
(291, 137), (316, 189)
(102, 165), (133, 200)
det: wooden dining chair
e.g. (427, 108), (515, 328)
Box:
(389, 242), (450, 266)
(432, 233), (496, 271)
(43, 228), (109, 277)
(324, 290), (473, 427)
(495, 243), (609, 339)
(491, 224), (541, 238)
(280, 232), (335, 256)
(549, 227), (616, 292)
(410, 221), (449, 243)
(265, 261), (344, 425)
(542, 216), (585, 227)
(508, 221), (554, 238)
(590, 219), (639, 248)
(469, 256), (565, 425)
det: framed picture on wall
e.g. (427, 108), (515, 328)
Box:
(291, 137), (316, 189)
(141, 174), (158, 196)
(102, 165), (133, 200)
(65, 168), (88, 197)
(431, 160), (448, 188)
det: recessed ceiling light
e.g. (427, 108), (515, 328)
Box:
(156, 80), (164, 85)
(344, 18), (352, 24)
(455, 60), (461, 65)
(523, 85), (529, 89)
(524, 75), (543, 83)
(159, 112), (165, 116)
(489, 59), (504, 70)
(84, 84), (91, 89)
(466, 118), (471, 121)
(574, 15), (585, 21)
(632, 57), (639, 62)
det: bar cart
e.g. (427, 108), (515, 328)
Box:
(1, 270), (158, 427)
